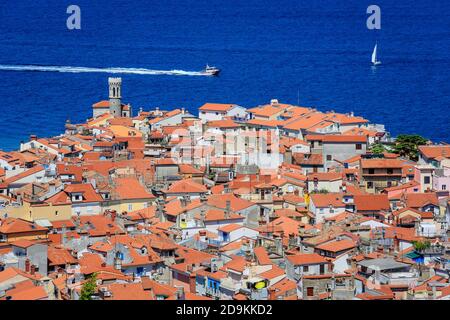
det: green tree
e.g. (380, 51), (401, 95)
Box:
(392, 134), (428, 161)
(412, 240), (431, 252)
(80, 273), (97, 300)
(370, 143), (386, 155)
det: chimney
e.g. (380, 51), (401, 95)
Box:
(30, 265), (36, 275)
(432, 285), (437, 299)
(200, 209), (206, 223)
(25, 259), (31, 273)
(225, 200), (231, 218)
(189, 274), (196, 294)
(393, 236), (400, 252)
(268, 288), (277, 300)
(199, 230), (207, 242)
(30, 135), (37, 142)
(285, 149), (292, 164)
(49, 181), (56, 194)
(176, 286), (185, 300)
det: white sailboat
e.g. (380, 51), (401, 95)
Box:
(372, 43), (381, 66)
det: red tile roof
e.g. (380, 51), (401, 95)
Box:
(286, 253), (328, 265)
(0, 218), (48, 235)
(405, 193), (439, 208)
(310, 193), (345, 208)
(199, 103), (237, 112)
(418, 145), (450, 160)
(113, 177), (156, 200)
(360, 159), (405, 169)
(165, 179), (207, 194)
(315, 239), (356, 253)
(354, 194), (390, 212)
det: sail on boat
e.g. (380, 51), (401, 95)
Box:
(372, 43), (381, 66)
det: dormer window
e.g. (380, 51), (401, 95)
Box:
(71, 192), (84, 202)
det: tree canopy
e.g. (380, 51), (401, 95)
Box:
(80, 273), (97, 300)
(370, 143), (386, 155)
(413, 240), (431, 252)
(392, 134), (428, 161)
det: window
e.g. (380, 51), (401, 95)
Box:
(356, 144), (362, 150)
(320, 264), (325, 275)
(367, 182), (374, 189)
(55, 211), (58, 216)
(326, 155), (332, 161)
(368, 169), (375, 174)
(443, 185), (447, 191)
(303, 266), (309, 272)
(307, 287), (314, 297)
(387, 168), (393, 174)
(424, 176), (430, 184)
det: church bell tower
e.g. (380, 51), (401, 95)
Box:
(108, 77), (122, 117)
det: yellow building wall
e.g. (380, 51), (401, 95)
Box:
(0, 201), (72, 222)
(5, 231), (48, 242)
(103, 199), (155, 214)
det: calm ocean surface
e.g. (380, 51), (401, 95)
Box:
(0, 0), (449, 151)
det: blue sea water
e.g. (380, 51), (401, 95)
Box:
(0, 0), (449, 151)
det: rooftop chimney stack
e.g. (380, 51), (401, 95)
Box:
(175, 286), (185, 300)
(225, 200), (231, 218)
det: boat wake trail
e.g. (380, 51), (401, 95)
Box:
(0, 64), (208, 76)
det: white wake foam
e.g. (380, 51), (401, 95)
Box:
(0, 64), (208, 76)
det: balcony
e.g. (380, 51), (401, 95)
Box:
(208, 239), (224, 247)
(205, 287), (221, 298)
(220, 278), (241, 292)
(379, 272), (418, 286)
